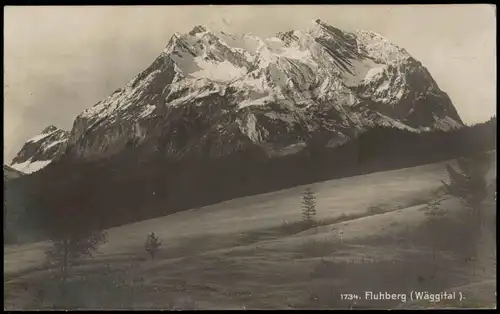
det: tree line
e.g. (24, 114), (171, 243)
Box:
(4, 116), (496, 245)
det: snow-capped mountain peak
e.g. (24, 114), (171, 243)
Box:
(14, 19), (464, 166)
(10, 125), (69, 174)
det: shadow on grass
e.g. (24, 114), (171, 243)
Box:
(236, 189), (439, 248)
(294, 237), (349, 259)
(352, 197), (497, 265)
(4, 253), (143, 283)
(5, 260), (201, 310)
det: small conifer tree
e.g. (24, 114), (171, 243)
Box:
(441, 152), (493, 260)
(301, 187), (317, 224)
(442, 152), (492, 229)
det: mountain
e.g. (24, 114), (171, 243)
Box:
(14, 19), (461, 169)
(7, 20), (484, 245)
(9, 125), (69, 174)
(3, 165), (24, 182)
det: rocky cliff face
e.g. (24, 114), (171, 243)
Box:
(9, 125), (69, 174)
(13, 19), (463, 169)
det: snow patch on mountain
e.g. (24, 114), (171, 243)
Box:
(10, 159), (52, 174)
(263, 142), (308, 157)
(279, 46), (314, 62)
(167, 80), (226, 107)
(364, 66), (386, 82)
(341, 58), (381, 87)
(3, 165), (25, 181)
(190, 58), (247, 82)
(139, 104), (157, 118)
(10, 126), (69, 174)
(219, 32), (257, 50)
(27, 132), (52, 144)
(354, 30), (411, 64)
(238, 94), (275, 109)
(231, 75), (268, 94)
(238, 112), (262, 143)
(432, 115), (463, 132)
(44, 139), (67, 151)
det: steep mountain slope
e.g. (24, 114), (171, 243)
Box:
(11, 20), (463, 170)
(3, 165), (24, 181)
(62, 19), (462, 163)
(9, 125), (69, 174)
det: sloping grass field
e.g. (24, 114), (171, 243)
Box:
(4, 153), (496, 309)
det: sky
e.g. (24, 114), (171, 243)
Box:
(3, 5), (497, 162)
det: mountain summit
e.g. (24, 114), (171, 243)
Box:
(10, 125), (68, 174)
(13, 20), (463, 170)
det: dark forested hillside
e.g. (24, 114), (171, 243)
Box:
(4, 116), (496, 245)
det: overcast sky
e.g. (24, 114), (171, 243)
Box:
(3, 5), (497, 162)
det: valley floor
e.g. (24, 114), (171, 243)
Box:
(4, 155), (497, 310)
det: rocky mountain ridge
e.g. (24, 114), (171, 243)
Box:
(9, 125), (69, 174)
(10, 19), (463, 172)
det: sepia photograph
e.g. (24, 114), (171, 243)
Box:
(3, 4), (497, 310)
